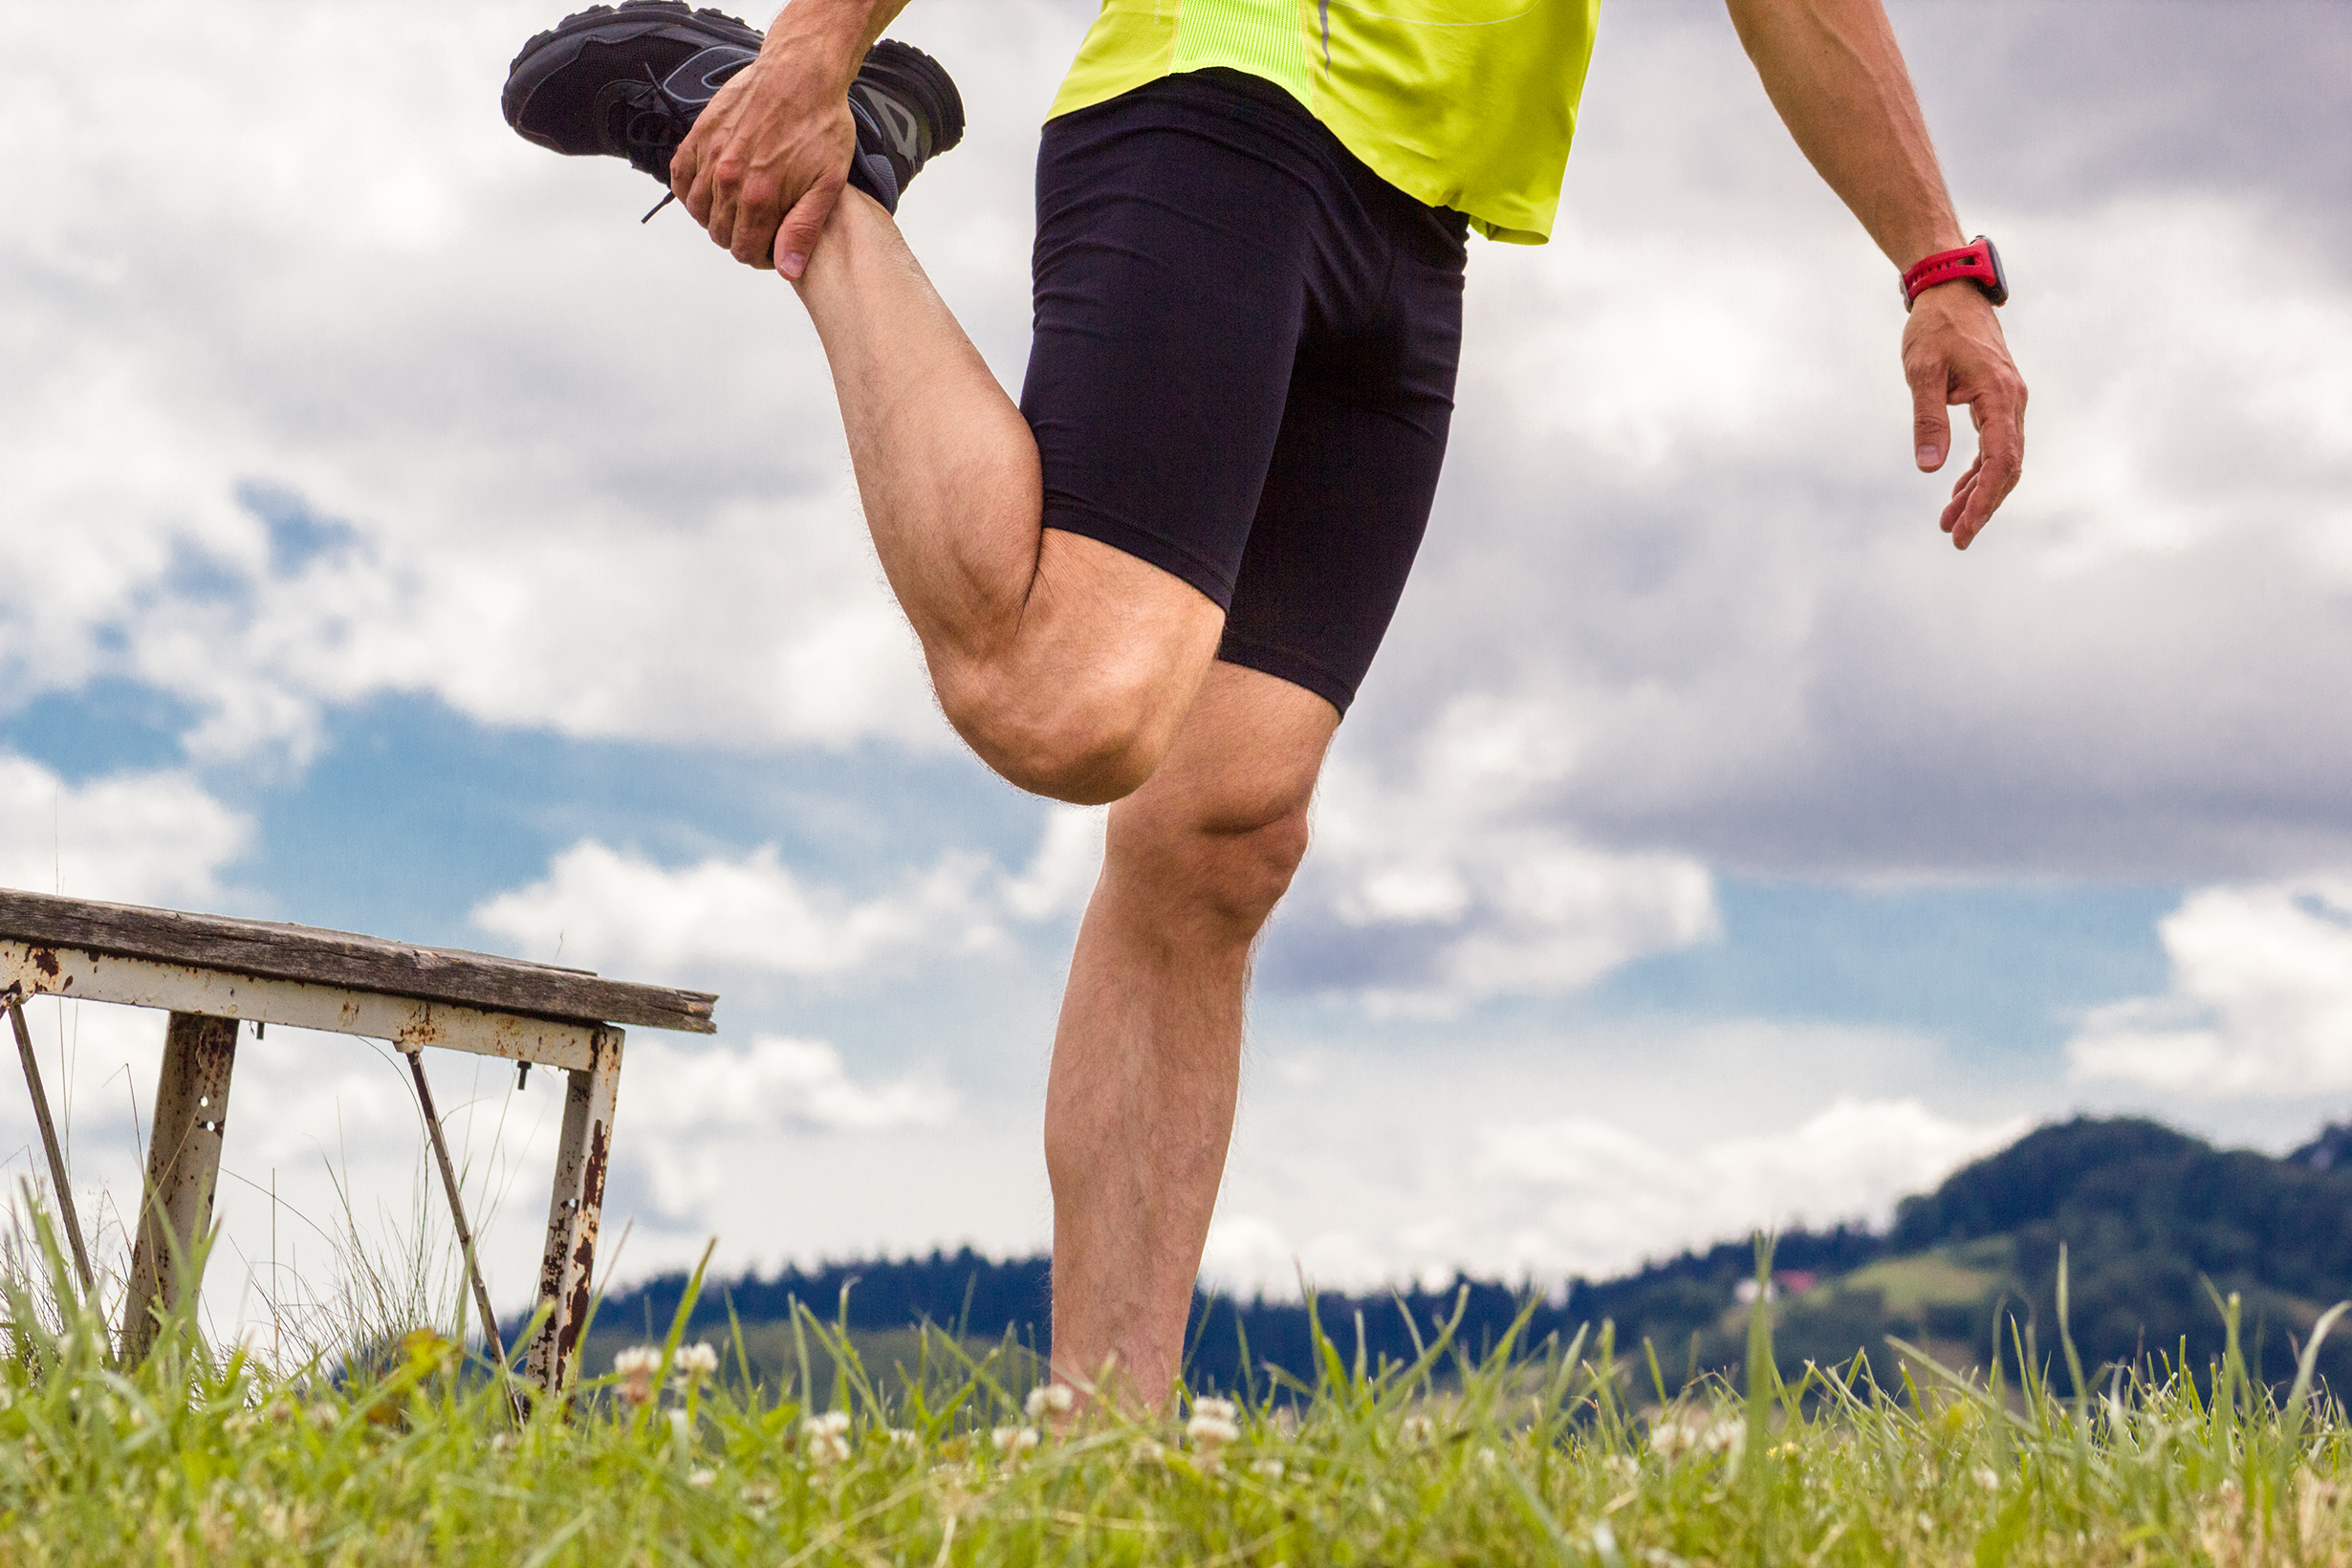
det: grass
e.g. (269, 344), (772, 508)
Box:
(6, 1221), (2352, 1565)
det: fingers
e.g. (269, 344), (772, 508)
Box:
(1938, 453), (1985, 539)
(669, 128), (701, 210)
(773, 175), (846, 281)
(681, 141), (717, 228)
(729, 171), (790, 269)
(1906, 355), (1950, 473)
(1947, 391), (2025, 549)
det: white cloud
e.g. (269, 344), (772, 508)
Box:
(618, 1034), (955, 1217)
(1290, 693), (1719, 1012)
(1000, 805), (1106, 922)
(2067, 877), (2352, 1096)
(0, 753), (250, 906)
(624, 1034), (954, 1136)
(468, 802), (1115, 987)
(1393, 175), (2352, 881)
(7, 0), (2351, 890)
(8, 0), (2352, 1332)
(3, 0), (1062, 765)
(1205, 1087), (2021, 1297)
(469, 839), (1006, 979)
(0, 999), (959, 1352)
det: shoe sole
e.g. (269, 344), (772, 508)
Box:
(503, 0), (762, 147)
(857, 39), (965, 159)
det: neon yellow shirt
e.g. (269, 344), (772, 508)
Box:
(1047, 0), (1602, 245)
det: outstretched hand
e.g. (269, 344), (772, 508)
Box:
(1903, 285), (2027, 549)
(668, 40), (857, 278)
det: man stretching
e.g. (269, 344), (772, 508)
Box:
(504, 0), (2027, 1405)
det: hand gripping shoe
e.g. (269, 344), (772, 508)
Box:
(503, 1), (964, 216)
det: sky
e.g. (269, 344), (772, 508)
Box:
(4, 0), (2349, 1342)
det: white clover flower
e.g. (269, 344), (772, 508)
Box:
(1186, 1397), (1241, 1451)
(1974, 1465), (2002, 1492)
(802, 1409), (854, 1466)
(886, 1427), (921, 1450)
(673, 1342), (720, 1380)
(1647, 1410), (1743, 1468)
(1024, 1383), (1076, 1421)
(1252, 1458), (1285, 1481)
(687, 1467), (716, 1489)
(1474, 1448), (1500, 1470)
(1399, 1413), (1435, 1445)
(613, 1344), (663, 1407)
(992, 1426), (1041, 1456)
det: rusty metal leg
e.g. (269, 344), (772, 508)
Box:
(403, 1050), (509, 1365)
(121, 1012), (238, 1363)
(8, 996), (95, 1296)
(524, 1027), (621, 1397)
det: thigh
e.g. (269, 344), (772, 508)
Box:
(1216, 219), (1468, 717)
(1020, 79), (1328, 610)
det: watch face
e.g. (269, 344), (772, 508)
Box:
(1978, 237), (2010, 306)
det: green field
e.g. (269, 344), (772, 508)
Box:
(6, 1236), (2351, 1566)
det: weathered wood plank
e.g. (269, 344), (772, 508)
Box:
(0, 888), (714, 1034)
(2, 941), (614, 1070)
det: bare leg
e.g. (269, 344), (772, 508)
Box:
(789, 192), (1223, 803)
(1043, 664), (1339, 1405)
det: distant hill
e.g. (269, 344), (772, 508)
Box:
(582, 1116), (2352, 1394)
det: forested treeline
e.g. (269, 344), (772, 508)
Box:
(578, 1118), (2352, 1392)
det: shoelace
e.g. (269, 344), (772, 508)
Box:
(605, 66), (692, 221)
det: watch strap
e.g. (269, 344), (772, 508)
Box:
(1902, 236), (2008, 311)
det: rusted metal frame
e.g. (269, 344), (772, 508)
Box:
(3, 941), (605, 1070)
(6, 997), (96, 1296)
(523, 1028), (623, 1398)
(403, 1048), (523, 1422)
(121, 1013), (239, 1363)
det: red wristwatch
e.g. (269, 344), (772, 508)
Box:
(1901, 236), (2007, 311)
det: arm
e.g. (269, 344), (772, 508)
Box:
(1725, 0), (2027, 548)
(668, 0), (911, 278)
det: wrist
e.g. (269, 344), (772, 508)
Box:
(1901, 236), (2008, 312)
(762, 0), (878, 90)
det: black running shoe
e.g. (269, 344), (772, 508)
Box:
(842, 41), (965, 213)
(503, 3), (964, 216)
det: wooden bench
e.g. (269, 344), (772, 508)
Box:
(0, 887), (717, 1395)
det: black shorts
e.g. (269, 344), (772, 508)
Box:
(1018, 70), (1469, 716)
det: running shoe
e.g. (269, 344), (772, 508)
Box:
(502, 1), (964, 216)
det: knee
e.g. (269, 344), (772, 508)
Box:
(939, 671), (1182, 806)
(1108, 795), (1313, 945)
